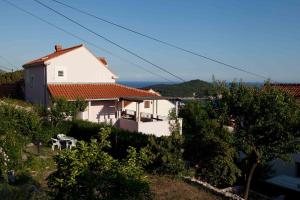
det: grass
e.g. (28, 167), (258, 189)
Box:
(149, 175), (223, 200)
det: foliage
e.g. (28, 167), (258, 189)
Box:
(145, 79), (212, 97)
(212, 81), (300, 198)
(180, 101), (241, 187)
(0, 103), (40, 177)
(0, 70), (23, 85)
(47, 127), (152, 200)
(145, 116), (185, 175)
(47, 98), (75, 127)
(63, 120), (150, 159)
(1, 98), (32, 108)
(0, 103), (40, 137)
(0, 70), (24, 99)
(47, 98), (88, 127)
(73, 98), (88, 112)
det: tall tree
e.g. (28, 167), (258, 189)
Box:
(180, 101), (241, 187)
(213, 81), (300, 199)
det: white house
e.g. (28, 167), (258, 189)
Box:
(23, 44), (182, 136)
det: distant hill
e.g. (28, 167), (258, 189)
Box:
(144, 79), (212, 97)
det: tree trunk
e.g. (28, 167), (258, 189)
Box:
(243, 151), (259, 200)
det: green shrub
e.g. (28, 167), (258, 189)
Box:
(145, 130), (185, 175)
(64, 120), (150, 159)
(47, 127), (152, 199)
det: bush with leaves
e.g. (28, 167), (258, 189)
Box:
(180, 101), (241, 187)
(0, 103), (40, 138)
(47, 127), (152, 200)
(0, 103), (40, 179)
(145, 114), (185, 175)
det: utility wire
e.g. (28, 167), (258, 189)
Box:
(32, 0), (186, 82)
(49, 0), (269, 80)
(1, 0), (174, 82)
(0, 56), (14, 69)
(0, 64), (12, 72)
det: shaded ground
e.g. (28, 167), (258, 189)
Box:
(149, 175), (223, 200)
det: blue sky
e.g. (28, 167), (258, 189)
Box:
(0, 0), (300, 82)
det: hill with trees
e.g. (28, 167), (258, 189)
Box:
(144, 79), (212, 97)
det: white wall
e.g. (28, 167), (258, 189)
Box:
(46, 46), (116, 84)
(88, 100), (117, 123)
(24, 65), (48, 105)
(124, 99), (175, 117)
(117, 118), (182, 137)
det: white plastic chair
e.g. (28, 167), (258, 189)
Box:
(66, 139), (77, 150)
(57, 134), (66, 140)
(51, 138), (61, 151)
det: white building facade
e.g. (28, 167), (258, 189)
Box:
(23, 44), (181, 136)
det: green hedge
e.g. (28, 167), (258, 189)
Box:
(60, 120), (150, 159)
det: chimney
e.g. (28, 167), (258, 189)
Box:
(55, 44), (62, 52)
(97, 57), (108, 66)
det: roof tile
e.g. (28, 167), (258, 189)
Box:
(48, 83), (159, 100)
(270, 83), (300, 98)
(23, 44), (83, 67)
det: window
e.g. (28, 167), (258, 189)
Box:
(144, 100), (150, 108)
(58, 70), (64, 77)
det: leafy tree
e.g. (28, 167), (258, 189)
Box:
(47, 98), (88, 127)
(180, 101), (241, 187)
(213, 81), (300, 199)
(47, 127), (152, 200)
(145, 111), (185, 175)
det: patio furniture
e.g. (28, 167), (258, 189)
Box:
(58, 136), (77, 150)
(66, 139), (77, 150)
(51, 138), (61, 151)
(57, 134), (66, 140)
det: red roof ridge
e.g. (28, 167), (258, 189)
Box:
(23, 44), (83, 67)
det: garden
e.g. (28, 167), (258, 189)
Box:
(1, 81), (299, 200)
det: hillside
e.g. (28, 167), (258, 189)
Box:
(144, 79), (212, 97)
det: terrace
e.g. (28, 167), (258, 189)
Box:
(116, 96), (182, 137)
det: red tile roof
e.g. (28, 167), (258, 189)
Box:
(48, 83), (159, 100)
(23, 44), (83, 67)
(270, 83), (300, 98)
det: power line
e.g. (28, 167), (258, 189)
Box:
(32, 0), (186, 82)
(0, 56), (14, 69)
(50, 0), (269, 80)
(1, 0), (174, 82)
(0, 64), (12, 72)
